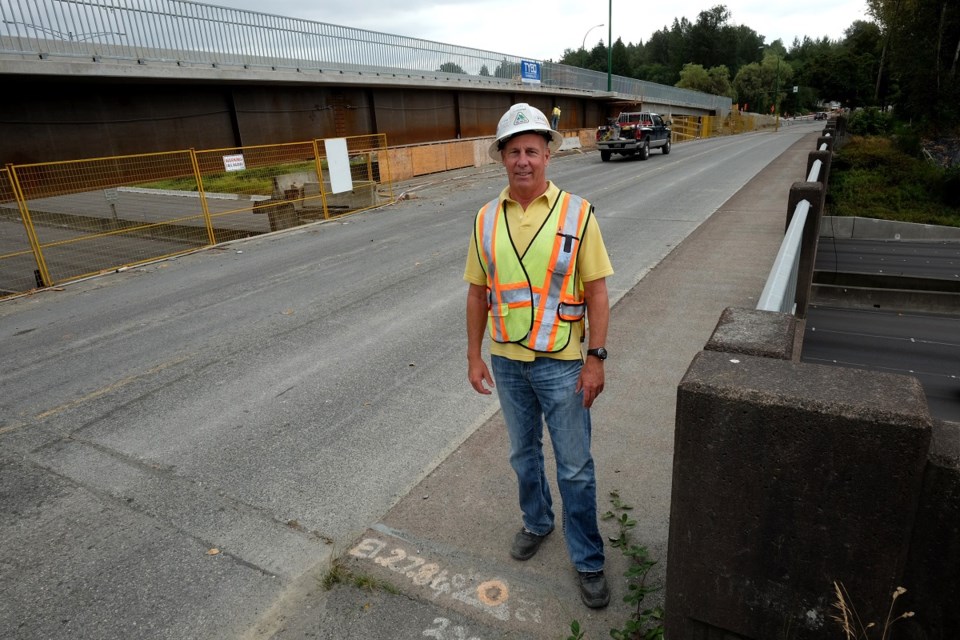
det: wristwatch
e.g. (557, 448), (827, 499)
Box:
(586, 347), (608, 361)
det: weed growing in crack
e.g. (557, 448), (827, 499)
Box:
(321, 558), (399, 594)
(568, 491), (665, 639)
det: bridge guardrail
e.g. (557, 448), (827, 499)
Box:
(756, 126), (841, 317)
(0, 0), (730, 115)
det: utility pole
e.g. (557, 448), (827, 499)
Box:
(774, 54), (781, 132)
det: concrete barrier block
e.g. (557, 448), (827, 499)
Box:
(900, 419), (960, 639)
(559, 136), (582, 152)
(818, 216), (960, 241)
(666, 350), (932, 640)
(475, 138), (496, 167)
(705, 307), (800, 360)
(577, 129), (597, 149)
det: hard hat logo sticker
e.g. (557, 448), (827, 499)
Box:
(513, 112), (530, 126)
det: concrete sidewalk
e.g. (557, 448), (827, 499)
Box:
(264, 132), (822, 640)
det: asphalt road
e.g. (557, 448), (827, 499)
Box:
(803, 305), (960, 422)
(809, 231), (960, 423)
(0, 122), (826, 639)
(816, 236), (960, 280)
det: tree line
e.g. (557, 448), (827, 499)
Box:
(555, 3), (959, 132)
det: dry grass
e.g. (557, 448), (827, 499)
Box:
(832, 581), (915, 640)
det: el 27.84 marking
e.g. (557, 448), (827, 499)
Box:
(349, 537), (542, 624)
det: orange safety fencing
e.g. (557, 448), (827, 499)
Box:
(0, 135), (393, 299)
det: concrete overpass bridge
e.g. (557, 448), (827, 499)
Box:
(0, 0), (731, 165)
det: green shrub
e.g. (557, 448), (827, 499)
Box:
(846, 108), (894, 136)
(827, 135), (960, 227)
(892, 123), (922, 158)
(831, 136), (912, 172)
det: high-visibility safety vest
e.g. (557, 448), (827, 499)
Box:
(475, 190), (592, 352)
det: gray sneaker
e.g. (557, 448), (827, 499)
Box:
(509, 527), (553, 561)
(577, 570), (610, 608)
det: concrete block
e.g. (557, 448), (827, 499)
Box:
(559, 136), (582, 152)
(900, 419), (960, 640)
(666, 350), (932, 640)
(474, 139), (495, 167)
(705, 307), (800, 361)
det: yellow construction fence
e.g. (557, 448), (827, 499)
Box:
(1, 134), (393, 299)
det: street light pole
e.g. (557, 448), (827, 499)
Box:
(581, 23), (604, 69)
(759, 45), (782, 132)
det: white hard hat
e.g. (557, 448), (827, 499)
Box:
(488, 103), (563, 162)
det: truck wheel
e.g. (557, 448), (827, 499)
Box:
(600, 150), (611, 162)
(639, 140), (650, 160)
(662, 139), (671, 154)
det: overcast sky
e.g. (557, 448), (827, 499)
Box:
(215, 0), (872, 61)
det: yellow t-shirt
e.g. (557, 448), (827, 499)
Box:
(464, 181), (614, 362)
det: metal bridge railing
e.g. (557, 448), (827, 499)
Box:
(757, 201), (810, 314)
(0, 0), (730, 114)
(0, 0), (533, 75)
(757, 137), (835, 315)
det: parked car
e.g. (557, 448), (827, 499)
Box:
(814, 112), (828, 120)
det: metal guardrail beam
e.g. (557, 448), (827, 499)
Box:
(757, 200), (809, 314)
(757, 137), (835, 315)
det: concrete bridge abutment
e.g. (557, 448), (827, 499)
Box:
(664, 307), (958, 639)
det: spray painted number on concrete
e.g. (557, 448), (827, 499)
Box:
(423, 617), (481, 640)
(349, 538), (542, 624)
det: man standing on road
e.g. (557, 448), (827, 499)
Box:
(464, 103), (614, 608)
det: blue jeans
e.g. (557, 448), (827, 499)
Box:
(491, 355), (604, 572)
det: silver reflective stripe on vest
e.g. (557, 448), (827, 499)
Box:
(527, 193), (587, 351)
(478, 198), (499, 292)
